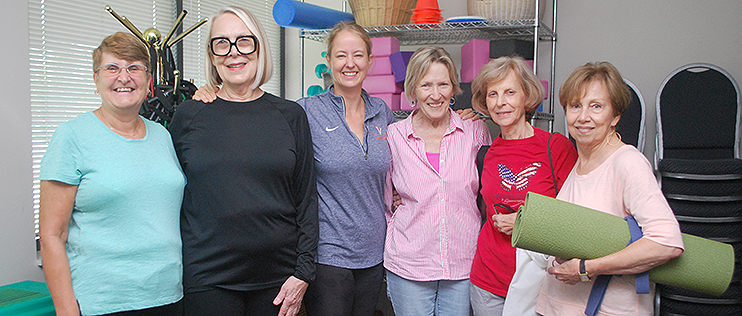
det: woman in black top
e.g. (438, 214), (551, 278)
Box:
(168, 6), (318, 316)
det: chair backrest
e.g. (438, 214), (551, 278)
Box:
(563, 79), (646, 152)
(656, 63), (741, 161)
(616, 79), (646, 153)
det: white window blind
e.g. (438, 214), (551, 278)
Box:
(29, 0), (281, 235)
(29, 0), (176, 235)
(179, 0), (281, 94)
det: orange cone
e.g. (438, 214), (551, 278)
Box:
(414, 0), (440, 10)
(411, 0), (442, 24)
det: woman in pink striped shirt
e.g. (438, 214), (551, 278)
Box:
(384, 46), (492, 316)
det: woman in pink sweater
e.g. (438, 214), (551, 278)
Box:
(537, 62), (684, 316)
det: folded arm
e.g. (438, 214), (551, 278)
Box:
(549, 237), (683, 285)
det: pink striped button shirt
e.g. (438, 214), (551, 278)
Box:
(384, 109), (491, 281)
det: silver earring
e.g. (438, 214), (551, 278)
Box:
(449, 97), (456, 106)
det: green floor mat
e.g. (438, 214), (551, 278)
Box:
(0, 288), (48, 308)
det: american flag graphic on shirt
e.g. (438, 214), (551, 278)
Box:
(497, 162), (542, 191)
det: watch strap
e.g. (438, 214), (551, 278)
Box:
(579, 259), (590, 281)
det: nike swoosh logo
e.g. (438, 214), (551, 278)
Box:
(325, 126), (339, 132)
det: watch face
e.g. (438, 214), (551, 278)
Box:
(579, 259), (589, 281)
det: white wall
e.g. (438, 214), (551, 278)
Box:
(1, 1), (45, 284)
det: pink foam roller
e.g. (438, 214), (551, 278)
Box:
(370, 37), (400, 57)
(363, 75), (403, 94)
(369, 56), (393, 75)
(461, 39), (490, 83)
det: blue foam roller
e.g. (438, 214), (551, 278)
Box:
(273, 0), (354, 30)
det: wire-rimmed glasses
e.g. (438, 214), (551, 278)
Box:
(95, 63), (148, 77)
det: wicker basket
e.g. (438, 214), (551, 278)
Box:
(349, 0), (417, 27)
(467, 0), (545, 21)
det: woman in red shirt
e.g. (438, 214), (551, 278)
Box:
(468, 56), (577, 316)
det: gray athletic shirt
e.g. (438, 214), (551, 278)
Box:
(297, 87), (396, 269)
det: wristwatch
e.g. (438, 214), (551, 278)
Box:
(579, 259), (591, 282)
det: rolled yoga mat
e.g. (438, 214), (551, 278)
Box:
(511, 192), (734, 296)
(273, 0), (355, 30)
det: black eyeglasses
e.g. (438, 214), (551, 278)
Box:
(210, 35), (258, 56)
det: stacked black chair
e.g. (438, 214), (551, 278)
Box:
(616, 79), (647, 152)
(654, 63), (742, 315)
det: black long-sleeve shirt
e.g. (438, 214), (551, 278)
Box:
(169, 93), (318, 292)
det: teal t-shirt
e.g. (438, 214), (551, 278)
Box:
(40, 111), (186, 315)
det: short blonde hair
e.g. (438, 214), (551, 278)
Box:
(205, 6), (273, 90)
(92, 32), (150, 72)
(404, 46), (462, 103)
(559, 61), (630, 117)
(326, 21), (372, 57)
(471, 56), (544, 121)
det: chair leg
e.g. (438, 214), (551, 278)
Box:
(654, 286), (661, 316)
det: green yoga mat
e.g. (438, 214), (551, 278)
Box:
(511, 192), (734, 296)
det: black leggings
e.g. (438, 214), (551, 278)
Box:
(304, 262), (384, 316)
(100, 299), (183, 316)
(183, 286), (281, 316)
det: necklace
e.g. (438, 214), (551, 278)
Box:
(108, 123), (142, 138)
(96, 109), (143, 139)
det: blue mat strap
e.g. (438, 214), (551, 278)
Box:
(625, 216), (650, 294)
(585, 275), (611, 316)
(584, 216), (648, 316)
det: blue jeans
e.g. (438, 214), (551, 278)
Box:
(386, 270), (471, 316)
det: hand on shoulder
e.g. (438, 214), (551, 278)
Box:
(193, 84), (219, 103)
(456, 108), (485, 121)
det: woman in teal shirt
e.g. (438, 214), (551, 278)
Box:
(39, 32), (186, 316)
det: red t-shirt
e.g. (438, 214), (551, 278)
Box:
(469, 127), (577, 296)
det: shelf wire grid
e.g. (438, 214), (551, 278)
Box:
(301, 20), (554, 45)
